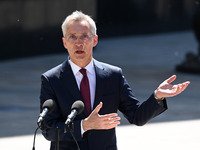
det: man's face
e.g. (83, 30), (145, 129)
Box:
(62, 20), (98, 68)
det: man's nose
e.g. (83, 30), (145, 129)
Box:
(75, 37), (84, 45)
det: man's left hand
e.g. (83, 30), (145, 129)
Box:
(155, 75), (190, 99)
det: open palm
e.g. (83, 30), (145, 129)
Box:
(155, 75), (190, 99)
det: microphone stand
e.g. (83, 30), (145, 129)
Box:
(64, 121), (74, 133)
(32, 126), (40, 150)
(64, 122), (80, 150)
(55, 127), (59, 150)
(35, 121), (79, 150)
(34, 122), (60, 150)
(38, 122), (60, 150)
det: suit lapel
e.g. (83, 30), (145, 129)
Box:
(93, 59), (107, 109)
(60, 59), (82, 101)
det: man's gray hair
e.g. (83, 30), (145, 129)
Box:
(61, 11), (97, 37)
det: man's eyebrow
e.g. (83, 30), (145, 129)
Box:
(69, 32), (90, 35)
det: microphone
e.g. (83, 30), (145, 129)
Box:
(65, 100), (84, 126)
(37, 99), (55, 123)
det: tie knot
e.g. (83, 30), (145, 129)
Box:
(80, 68), (87, 76)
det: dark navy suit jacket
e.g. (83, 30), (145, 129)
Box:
(40, 58), (167, 150)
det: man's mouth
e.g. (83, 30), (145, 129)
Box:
(75, 50), (84, 54)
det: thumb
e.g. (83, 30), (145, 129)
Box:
(92, 102), (103, 115)
(166, 75), (176, 84)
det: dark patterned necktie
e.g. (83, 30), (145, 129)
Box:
(80, 68), (91, 114)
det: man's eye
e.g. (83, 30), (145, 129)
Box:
(70, 35), (76, 39)
(81, 34), (90, 40)
(83, 34), (89, 38)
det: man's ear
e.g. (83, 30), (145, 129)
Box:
(62, 37), (68, 49)
(93, 35), (98, 47)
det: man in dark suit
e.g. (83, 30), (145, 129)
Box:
(40, 11), (190, 150)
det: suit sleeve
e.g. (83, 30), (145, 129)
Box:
(118, 69), (167, 126)
(39, 74), (83, 141)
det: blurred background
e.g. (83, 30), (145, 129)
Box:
(0, 0), (200, 60)
(0, 1), (200, 150)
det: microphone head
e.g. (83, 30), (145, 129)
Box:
(42, 99), (55, 113)
(71, 100), (84, 115)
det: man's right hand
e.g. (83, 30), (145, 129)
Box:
(82, 102), (121, 132)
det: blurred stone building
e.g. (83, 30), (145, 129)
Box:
(0, 0), (97, 60)
(0, 0), (199, 60)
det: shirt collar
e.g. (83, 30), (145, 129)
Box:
(69, 59), (95, 75)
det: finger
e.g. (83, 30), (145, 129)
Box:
(92, 102), (103, 114)
(175, 84), (181, 94)
(184, 81), (190, 86)
(172, 82), (190, 96)
(104, 116), (121, 122)
(108, 116), (121, 122)
(100, 114), (120, 123)
(184, 81), (190, 88)
(104, 120), (120, 129)
(166, 75), (176, 84)
(101, 113), (119, 120)
(179, 81), (190, 93)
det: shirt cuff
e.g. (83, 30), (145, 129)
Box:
(154, 90), (164, 101)
(80, 120), (85, 136)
